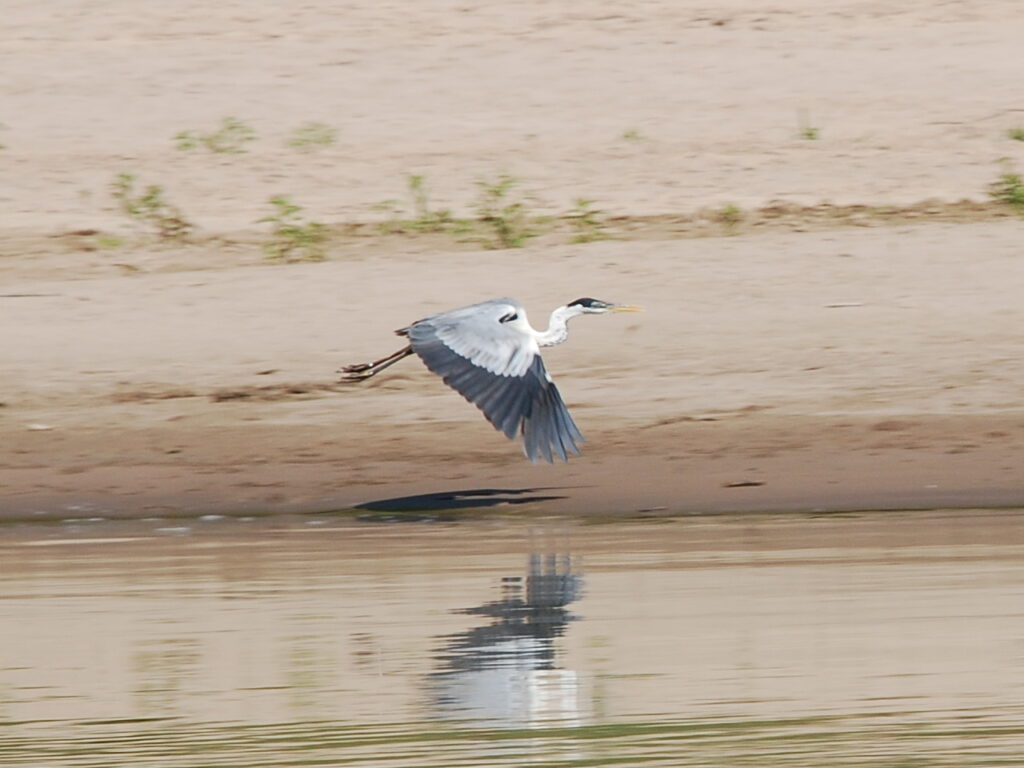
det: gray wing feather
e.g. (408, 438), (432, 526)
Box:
(406, 305), (584, 463)
(411, 299), (537, 378)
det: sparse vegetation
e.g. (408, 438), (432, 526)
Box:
(567, 199), (611, 243)
(621, 128), (648, 142)
(110, 173), (194, 241)
(94, 233), (126, 249)
(288, 121), (338, 151)
(175, 117), (256, 154)
(469, 175), (542, 249)
(374, 174), (463, 234)
(797, 110), (820, 140)
(405, 174), (455, 232)
(988, 165), (1024, 211)
(715, 203), (744, 232)
(259, 195), (328, 262)
(1007, 127), (1024, 142)
(371, 199), (404, 232)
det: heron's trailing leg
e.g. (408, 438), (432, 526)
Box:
(339, 344), (414, 382)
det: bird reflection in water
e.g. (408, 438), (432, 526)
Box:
(428, 550), (586, 726)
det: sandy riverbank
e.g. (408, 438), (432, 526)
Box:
(2, 1), (1023, 518)
(4, 220), (1024, 518)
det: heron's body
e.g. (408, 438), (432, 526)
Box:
(340, 297), (639, 463)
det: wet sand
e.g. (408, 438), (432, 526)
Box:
(2, 1), (1024, 518)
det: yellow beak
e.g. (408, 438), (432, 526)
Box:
(610, 304), (643, 313)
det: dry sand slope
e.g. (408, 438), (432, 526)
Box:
(2, 1), (1023, 518)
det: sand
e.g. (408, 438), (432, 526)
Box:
(2, 0), (1023, 519)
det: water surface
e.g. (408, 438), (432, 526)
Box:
(3, 510), (1024, 766)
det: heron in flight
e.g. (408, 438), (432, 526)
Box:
(339, 297), (640, 463)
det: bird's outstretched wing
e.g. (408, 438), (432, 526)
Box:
(404, 300), (584, 463)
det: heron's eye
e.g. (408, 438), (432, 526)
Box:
(499, 312), (518, 323)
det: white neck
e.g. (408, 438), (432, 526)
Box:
(532, 304), (585, 347)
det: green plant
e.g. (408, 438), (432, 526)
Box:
(470, 175), (541, 249)
(567, 199), (611, 243)
(797, 110), (820, 140)
(94, 233), (126, 249)
(406, 174), (450, 231)
(259, 196), (328, 262)
(374, 174), (466, 235)
(621, 128), (648, 142)
(110, 173), (194, 241)
(174, 117), (256, 154)
(288, 121), (337, 151)
(715, 203), (744, 232)
(1007, 127), (1024, 142)
(371, 199), (404, 232)
(988, 166), (1024, 210)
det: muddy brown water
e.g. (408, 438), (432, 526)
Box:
(2, 510), (1024, 766)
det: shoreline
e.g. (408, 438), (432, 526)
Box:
(4, 411), (1023, 522)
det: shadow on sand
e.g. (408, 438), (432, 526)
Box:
(354, 487), (568, 513)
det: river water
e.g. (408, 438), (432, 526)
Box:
(3, 509), (1024, 766)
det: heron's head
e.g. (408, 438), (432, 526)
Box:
(567, 297), (643, 315)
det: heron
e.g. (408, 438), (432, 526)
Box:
(339, 297), (641, 463)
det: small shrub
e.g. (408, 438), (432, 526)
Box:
(715, 203), (744, 233)
(288, 121), (338, 151)
(988, 168), (1024, 211)
(1007, 127), (1024, 142)
(110, 173), (194, 241)
(259, 196), (328, 262)
(375, 174), (462, 235)
(175, 117), (256, 154)
(470, 175), (541, 249)
(374, 174), (472, 238)
(620, 128), (648, 142)
(405, 174), (454, 231)
(567, 199), (611, 243)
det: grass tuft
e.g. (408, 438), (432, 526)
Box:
(374, 174), (464, 235)
(469, 175), (542, 249)
(715, 203), (744, 233)
(259, 196), (328, 262)
(110, 173), (194, 242)
(620, 128), (648, 142)
(797, 109), (821, 140)
(287, 122), (338, 151)
(568, 199), (611, 243)
(988, 166), (1024, 211)
(175, 117), (256, 154)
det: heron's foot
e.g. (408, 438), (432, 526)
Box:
(338, 362), (376, 382)
(337, 345), (413, 383)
